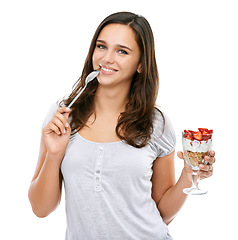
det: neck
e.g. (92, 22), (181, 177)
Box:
(94, 84), (130, 115)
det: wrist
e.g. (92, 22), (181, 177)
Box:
(181, 168), (193, 186)
(46, 151), (65, 166)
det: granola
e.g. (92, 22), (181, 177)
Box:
(186, 150), (209, 167)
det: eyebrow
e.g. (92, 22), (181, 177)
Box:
(96, 39), (132, 52)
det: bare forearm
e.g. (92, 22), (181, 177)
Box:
(28, 153), (63, 217)
(157, 168), (192, 224)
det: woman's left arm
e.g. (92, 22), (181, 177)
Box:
(151, 150), (215, 225)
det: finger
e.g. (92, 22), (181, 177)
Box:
(55, 111), (69, 128)
(198, 169), (213, 179)
(199, 164), (213, 172)
(209, 150), (215, 157)
(58, 107), (71, 127)
(177, 151), (184, 159)
(52, 116), (67, 134)
(204, 155), (216, 164)
(64, 112), (70, 124)
(57, 107), (71, 115)
(46, 122), (61, 135)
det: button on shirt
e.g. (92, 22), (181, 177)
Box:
(42, 101), (176, 240)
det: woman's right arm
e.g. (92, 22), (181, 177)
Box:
(28, 107), (71, 218)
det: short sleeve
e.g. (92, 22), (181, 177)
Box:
(41, 101), (59, 131)
(150, 110), (176, 158)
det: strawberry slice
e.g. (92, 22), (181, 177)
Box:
(184, 132), (193, 140)
(183, 130), (193, 140)
(184, 128), (213, 141)
(193, 131), (202, 141)
(202, 134), (210, 141)
(186, 134), (194, 141)
(198, 128), (213, 140)
(198, 128), (208, 133)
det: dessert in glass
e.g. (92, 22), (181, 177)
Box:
(182, 128), (213, 195)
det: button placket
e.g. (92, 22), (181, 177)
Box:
(94, 146), (104, 192)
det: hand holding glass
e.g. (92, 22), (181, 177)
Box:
(182, 129), (213, 195)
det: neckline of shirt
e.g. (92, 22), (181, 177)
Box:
(76, 132), (124, 145)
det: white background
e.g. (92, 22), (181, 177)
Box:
(1, 0), (237, 239)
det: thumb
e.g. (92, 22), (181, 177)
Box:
(177, 151), (184, 160)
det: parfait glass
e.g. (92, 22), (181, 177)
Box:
(182, 130), (213, 195)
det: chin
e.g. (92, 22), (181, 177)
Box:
(97, 76), (114, 87)
(97, 73), (115, 83)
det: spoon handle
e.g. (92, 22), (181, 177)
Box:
(68, 85), (86, 108)
(68, 70), (99, 108)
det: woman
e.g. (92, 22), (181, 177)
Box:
(28, 12), (215, 239)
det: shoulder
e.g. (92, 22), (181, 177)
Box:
(150, 108), (176, 158)
(152, 108), (174, 136)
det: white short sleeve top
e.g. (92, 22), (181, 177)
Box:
(42, 101), (176, 240)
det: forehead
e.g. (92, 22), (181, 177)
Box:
(97, 23), (138, 48)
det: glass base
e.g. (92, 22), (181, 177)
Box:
(183, 187), (208, 195)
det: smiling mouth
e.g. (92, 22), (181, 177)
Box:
(99, 64), (117, 73)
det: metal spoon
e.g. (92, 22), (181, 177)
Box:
(68, 70), (100, 108)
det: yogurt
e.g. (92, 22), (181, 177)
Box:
(182, 138), (212, 153)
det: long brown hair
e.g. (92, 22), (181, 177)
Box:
(62, 12), (164, 148)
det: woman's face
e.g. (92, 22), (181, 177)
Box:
(92, 23), (141, 88)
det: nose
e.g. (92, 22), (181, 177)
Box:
(102, 49), (114, 64)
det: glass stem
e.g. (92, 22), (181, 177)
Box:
(192, 171), (200, 189)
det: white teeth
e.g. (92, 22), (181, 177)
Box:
(101, 67), (115, 72)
